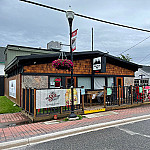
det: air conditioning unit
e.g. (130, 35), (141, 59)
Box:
(47, 41), (61, 51)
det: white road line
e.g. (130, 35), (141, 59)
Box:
(117, 127), (150, 138)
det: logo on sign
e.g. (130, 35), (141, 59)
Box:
(46, 92), (60, 102)
(93, 57), (101, 70)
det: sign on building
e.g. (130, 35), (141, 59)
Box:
(93, 57), (101, 72)
(9, 80), (16, 98)
(36, 88), (80, 109)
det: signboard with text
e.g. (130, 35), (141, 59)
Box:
(36, 88), (80, 109)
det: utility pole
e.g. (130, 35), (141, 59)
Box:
(92, 27), (94, 51)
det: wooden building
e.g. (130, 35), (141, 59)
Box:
(4, 51), (140, 107)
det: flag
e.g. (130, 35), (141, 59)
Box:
(71, 29), (78, 51)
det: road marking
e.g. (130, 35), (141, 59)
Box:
(117, 127), (150, 138)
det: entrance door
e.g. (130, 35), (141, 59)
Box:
(66, 77), (76, 88)
(116, 77), (123, 87)
(116, 77), (123, 101)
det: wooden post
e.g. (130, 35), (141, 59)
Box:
(131, 85), (133, 105)
(142, 86), (144, 103)
(82, 95), (84, 111)
(29, 88), (31, 113)
(104, 86), (106, 108)
(60, 106), (63, 114)
(34, 88), (36, 118)
(90, 94), (92, 105)
(25, 88), (27, 111)
(119, 86), (121, 106)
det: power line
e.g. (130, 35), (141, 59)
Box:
(138, 53), (150, 63)
(119, 36), (150, 55)
(20, 0), (150, 33)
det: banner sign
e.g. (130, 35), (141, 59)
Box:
(9, 80), (16, 98)
(72, 29), (78, 51)
(107, 88), (112, 95)
(93, 57), (101, 72)
(81, 88), (85, 95)
(139, 87), (143, 93)
(36, 88), (80, 109)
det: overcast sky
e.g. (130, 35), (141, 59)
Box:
(0, 0), (150, 65)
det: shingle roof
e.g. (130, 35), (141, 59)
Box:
(5, 50), (141, 72)
(141, 66), (150, 73)
(0, 47), (5, 63)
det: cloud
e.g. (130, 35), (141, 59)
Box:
(0, 0), (150, 65)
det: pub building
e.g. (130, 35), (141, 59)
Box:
(4, 50), (140, 107)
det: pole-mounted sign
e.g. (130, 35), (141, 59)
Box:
(72, 29), (78, 51)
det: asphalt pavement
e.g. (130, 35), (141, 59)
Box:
(14, 119), (150, 150)
(1, 104), (150, 149)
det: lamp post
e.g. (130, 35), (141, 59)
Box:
(66, 8), (77, 118)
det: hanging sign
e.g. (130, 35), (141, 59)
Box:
(107, 88), (112, 95)
(81, 88), (85, 95)
(139, 87), (143, 93)
(72, 29), (78, 51)
(93, 57), (101, 72)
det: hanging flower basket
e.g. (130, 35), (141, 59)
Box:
(52, 59), (73, 71)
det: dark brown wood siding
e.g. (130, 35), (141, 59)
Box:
(4, 74), (21, 106)
(24, 59), (134, 76)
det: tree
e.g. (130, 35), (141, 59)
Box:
(118, 54), (132, 62)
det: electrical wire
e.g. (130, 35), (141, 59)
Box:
(119, 36), (150, 55)
(138, 53), (150, 63)
(20, 0), (150, 33)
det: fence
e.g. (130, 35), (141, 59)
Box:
(22, 88), (83, 117)
(84, 85), (147, 107)
(22, 85), (149, 118)
(0, 76), (4, 96)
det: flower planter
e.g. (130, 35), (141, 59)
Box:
(52, 59), (73, 71)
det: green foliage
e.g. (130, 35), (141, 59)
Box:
(0, 96), (21, 114)
(63, 117), (69, 121)
(63, 115), (84, 121)
(118, 54), (132, 62)
(77, 115), (83, 120)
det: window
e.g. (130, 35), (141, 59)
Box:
(140, 79), (149, 86)
(107, 77), (114, 87)
(134, 79), (139, 86)
(94, 77), (105, 89)
(50, 77), (61, 88)
(77, 77), (91, 89)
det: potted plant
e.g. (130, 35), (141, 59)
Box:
(52, 59), (73, 71)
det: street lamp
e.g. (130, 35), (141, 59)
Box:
(66, 8), (77, 118)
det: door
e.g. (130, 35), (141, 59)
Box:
(116, 77), (123, 87)
(66, 77), (76, 88)
(116, 77), (123, 101)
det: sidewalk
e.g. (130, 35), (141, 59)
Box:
(1, 104), (150, 149)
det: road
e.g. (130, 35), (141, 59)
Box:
(13, 118), (150, 150)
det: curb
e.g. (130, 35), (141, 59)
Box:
(1, 114), (150, 150)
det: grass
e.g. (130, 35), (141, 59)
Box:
(0, 96), (21, 114)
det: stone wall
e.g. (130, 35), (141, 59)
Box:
(124, 77), (134, 86)
(22, 75), (48, 89)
